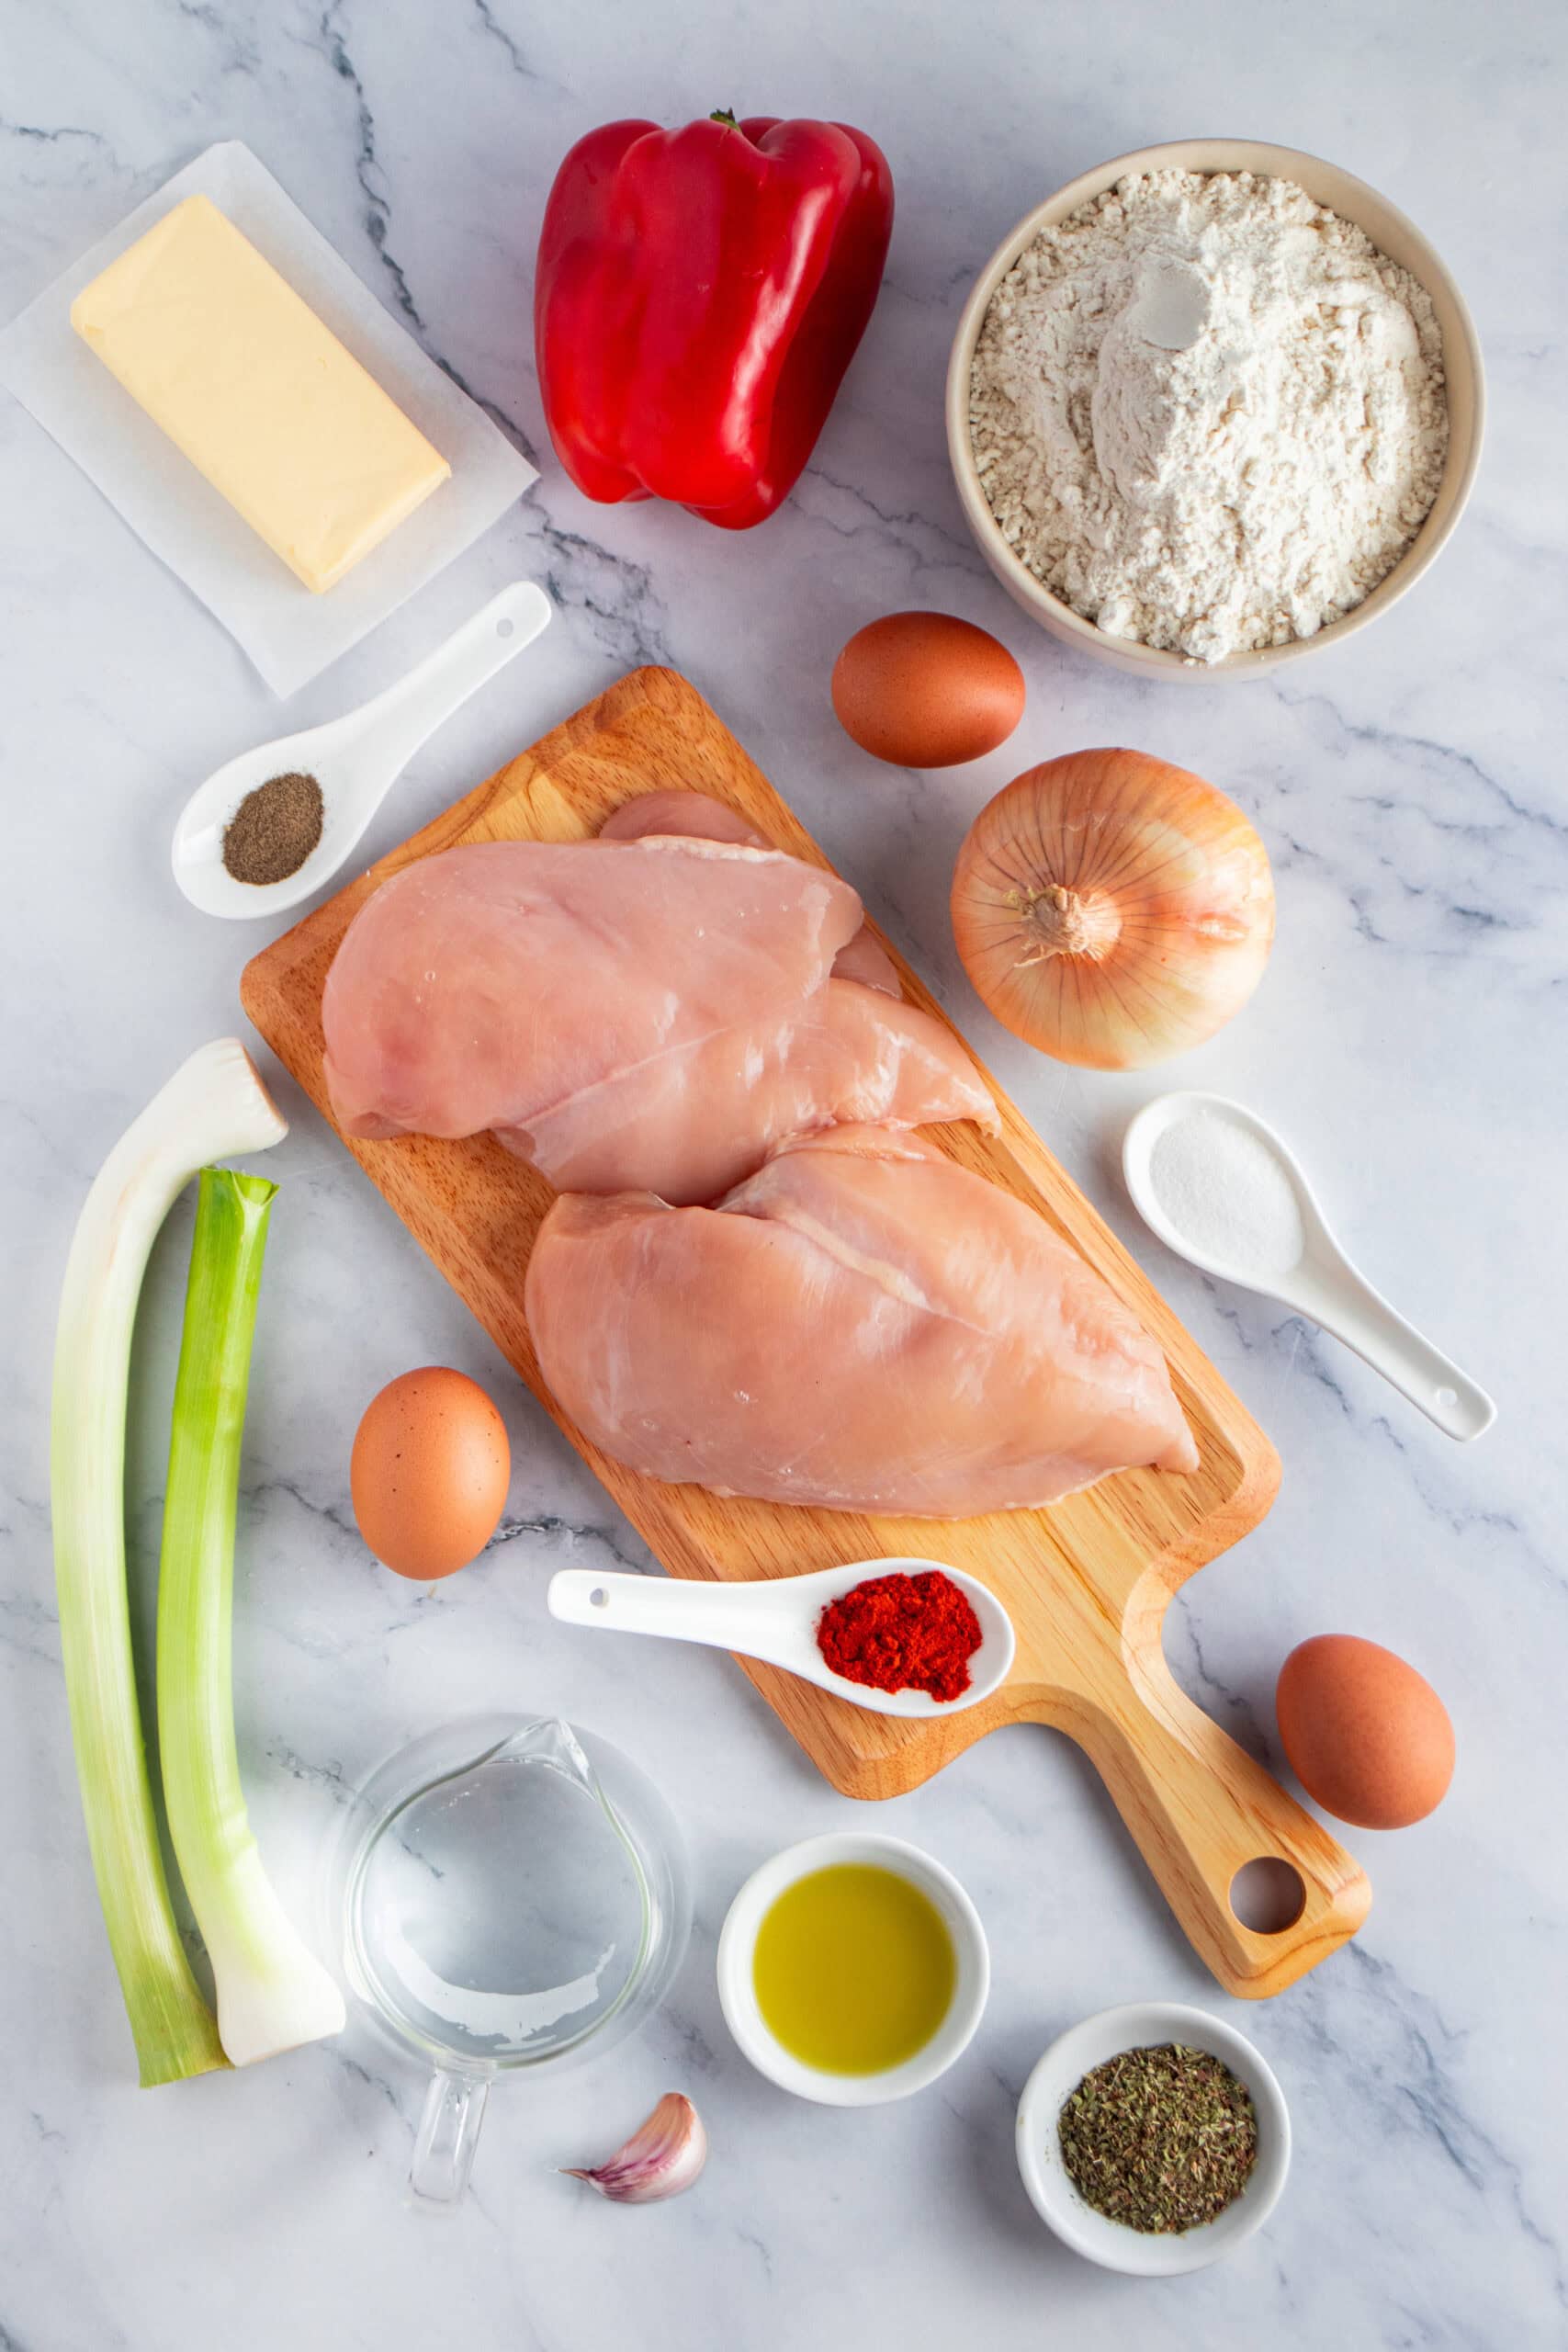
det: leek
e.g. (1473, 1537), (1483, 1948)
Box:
(156, 1169), (344, 2064)
(51, 1039), (287, 2085)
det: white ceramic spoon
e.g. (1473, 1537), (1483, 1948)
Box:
(170, 579), (551, 919)
(547, 1559), (1016, 1719)
(1122, 1090), (1495, 1442)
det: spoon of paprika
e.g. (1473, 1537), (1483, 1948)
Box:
(547, 1558), (1015, 1718)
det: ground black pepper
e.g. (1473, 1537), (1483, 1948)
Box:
(222, 770), (323, 885)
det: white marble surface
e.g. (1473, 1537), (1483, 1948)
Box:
(4, 4), (1564, 2346)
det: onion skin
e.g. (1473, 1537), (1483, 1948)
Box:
(951, 749), (1275, 1069)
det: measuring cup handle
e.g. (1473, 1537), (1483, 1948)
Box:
(410, 2069), (489, 2206)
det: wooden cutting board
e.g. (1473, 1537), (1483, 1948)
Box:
(242, 665), (1370, 1998)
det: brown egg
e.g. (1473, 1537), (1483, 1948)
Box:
(1276, 1634), (1454, 1830)
(831, 611), (1025, 767)
(350, 1366), (511, 1580)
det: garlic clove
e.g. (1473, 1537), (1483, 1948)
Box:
(560, 2092), (707, 2203)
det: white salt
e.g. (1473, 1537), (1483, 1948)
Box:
(1148, 1110), (1305, 1276)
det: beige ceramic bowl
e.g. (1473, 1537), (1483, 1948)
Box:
(945, 139), (1485, 681)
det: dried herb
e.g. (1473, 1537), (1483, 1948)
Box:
(1057, 2042), (1258, 2234)
(222, 771), (323, 886)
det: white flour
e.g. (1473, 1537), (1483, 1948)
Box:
(969, 171), (1450, 663)
(1148, 1110), (1305, 1277)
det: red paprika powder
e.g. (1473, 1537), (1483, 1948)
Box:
(816, 1570), (981, 1704)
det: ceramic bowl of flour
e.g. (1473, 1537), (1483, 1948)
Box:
(945, 140), (1484, 681)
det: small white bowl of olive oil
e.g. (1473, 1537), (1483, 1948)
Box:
(716, 1831), (989, 2107)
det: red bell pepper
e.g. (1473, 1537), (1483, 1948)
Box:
(535, 110), (894, 529)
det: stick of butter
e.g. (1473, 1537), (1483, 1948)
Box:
(72, 195), (451, 594)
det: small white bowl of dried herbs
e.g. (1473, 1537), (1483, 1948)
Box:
(1015, 2001), (1290, 2275)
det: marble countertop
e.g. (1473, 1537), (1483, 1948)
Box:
(4, 3), (1563, 2346)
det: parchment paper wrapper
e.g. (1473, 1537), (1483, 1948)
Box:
(0, 141), (537, 695)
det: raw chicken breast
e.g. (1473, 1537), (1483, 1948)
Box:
(525, 1125), (1199, 1515)
(599, 789), (768, 850)
(322, 835), (991, 1203)
(828, 927), (903, 995)
(323, 836), (861, 1142)
(600, 789), (901, 996)
(507, 978), (997, 1203)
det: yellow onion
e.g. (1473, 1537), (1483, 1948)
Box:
(950, 748), (1274, 1069)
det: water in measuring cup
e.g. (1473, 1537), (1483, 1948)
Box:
(350, 1721), (650, 2065)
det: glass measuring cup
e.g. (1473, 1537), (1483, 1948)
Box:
(334, 1714), (690, 2203)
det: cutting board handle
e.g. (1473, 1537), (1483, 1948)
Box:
(1047, 1647), (1371, 2000)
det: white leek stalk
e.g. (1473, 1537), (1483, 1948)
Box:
(156, 1168), (344, 2064)
(51, 1040), (287, 2085)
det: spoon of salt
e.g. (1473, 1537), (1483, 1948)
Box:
(1122, 1091), (1495, 1442)
(547, 1559), (1016, 1719)
(170, 579), (551, 920)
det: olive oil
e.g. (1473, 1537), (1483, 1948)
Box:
(751, 1863), (955, 2074)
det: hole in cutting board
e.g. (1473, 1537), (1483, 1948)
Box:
(590, 1587), (609, 1609)
(1229, 1858), (1305, 1934)
(497, 617), (514, 639)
